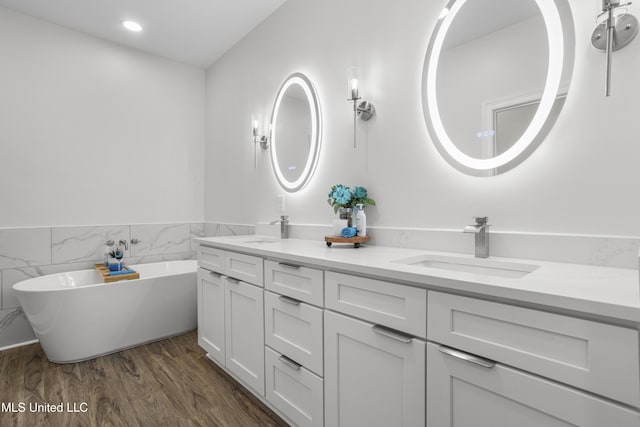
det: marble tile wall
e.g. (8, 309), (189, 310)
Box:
(366, 228), (640, 269)
(281, 223), (640, 269)
(0, 222), (252, 350)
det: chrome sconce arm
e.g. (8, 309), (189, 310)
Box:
(591, 0), (638, 96)
(251, 116), (270, 169)
(347, 67), (375, 148)
(252, 119), (270, 150)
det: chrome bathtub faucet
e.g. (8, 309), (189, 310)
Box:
(463, 216), (490, 258)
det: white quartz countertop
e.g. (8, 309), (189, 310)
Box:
(195, 236), (640, 324)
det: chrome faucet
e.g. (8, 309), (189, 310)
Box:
(118, 239), (129, 250)
(463, 216), (490, 258)
(270, 215), (289, 239)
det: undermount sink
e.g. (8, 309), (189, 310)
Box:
(392, 254), (539, 278)
(241, 238), (279, 244)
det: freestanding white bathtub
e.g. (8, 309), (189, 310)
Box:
(13, 260), (197, 363)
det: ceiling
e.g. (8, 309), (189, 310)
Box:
(0, 0), (287, 68)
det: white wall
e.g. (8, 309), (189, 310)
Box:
(204, 0), (640, 238)
(0, 6), (205, 227)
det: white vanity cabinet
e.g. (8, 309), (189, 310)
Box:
(427, 291), (640, 426)
(427, 343), (640, 427)
(264, 290), (324, 376)
(265, 260), (324, 306)
(197, 246), (225, 272)
(264, 260), (325, 427)
(196, 238), (640, 427)
(324, 271), (427, 338)
(197, 246), (265, 397)
(225, 251), (264, 285)
(197, 267), (226, 364)
(324, 272), (427, 427)
(324, 310), (426, 427)
(224, 276), (265, 396)
(265, 346), (324, 427)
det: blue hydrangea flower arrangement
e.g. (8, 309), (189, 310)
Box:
(327, 184), (376, 213)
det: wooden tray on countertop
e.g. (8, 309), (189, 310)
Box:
(95, 263), (139, 283)
(324, 235), (370, 248)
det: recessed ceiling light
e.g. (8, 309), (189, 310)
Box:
(122, 21), (142, 32)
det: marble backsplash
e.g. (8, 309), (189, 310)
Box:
(0, 222), (253, 351)
(257, 222), (640, 270)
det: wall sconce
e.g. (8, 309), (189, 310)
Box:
(591, 0), (638, 96)
(347, 67), (375, 148)
(252, 118), (269, 149)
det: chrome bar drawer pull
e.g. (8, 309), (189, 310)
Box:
(278, 262), (301, 270)
(209, 271), (223, 278)
(226, 277), (241, 284)
(438, 345), (496, 369)
(279, 355), (302, 371)
(372, 324), (413, 343)
(278, 295), (301, 306)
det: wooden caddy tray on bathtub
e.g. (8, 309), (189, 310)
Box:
(95, 264), (140, 283)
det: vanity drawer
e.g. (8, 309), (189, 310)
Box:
(428, 291), (640, 407)
(225, 251), (263, 286)
(198, 245), (225, 273)
(265, 260), (324, 306)
(264, 291), (324, 376)
(325, 271), (426, 338)
(427, 342), (640, 427)
(265, 346), (324, 427)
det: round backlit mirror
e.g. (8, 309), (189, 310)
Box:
(270, 72), (322, 192)
(422, 0), (574, 176)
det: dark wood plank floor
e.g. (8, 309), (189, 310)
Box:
(0, 331), (288, 427)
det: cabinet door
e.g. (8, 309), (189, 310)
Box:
(225, 278), (265, 396)
(324, 311), (426, 427)
(197, 268), (225, 365)
(426, 342), (640, 427)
